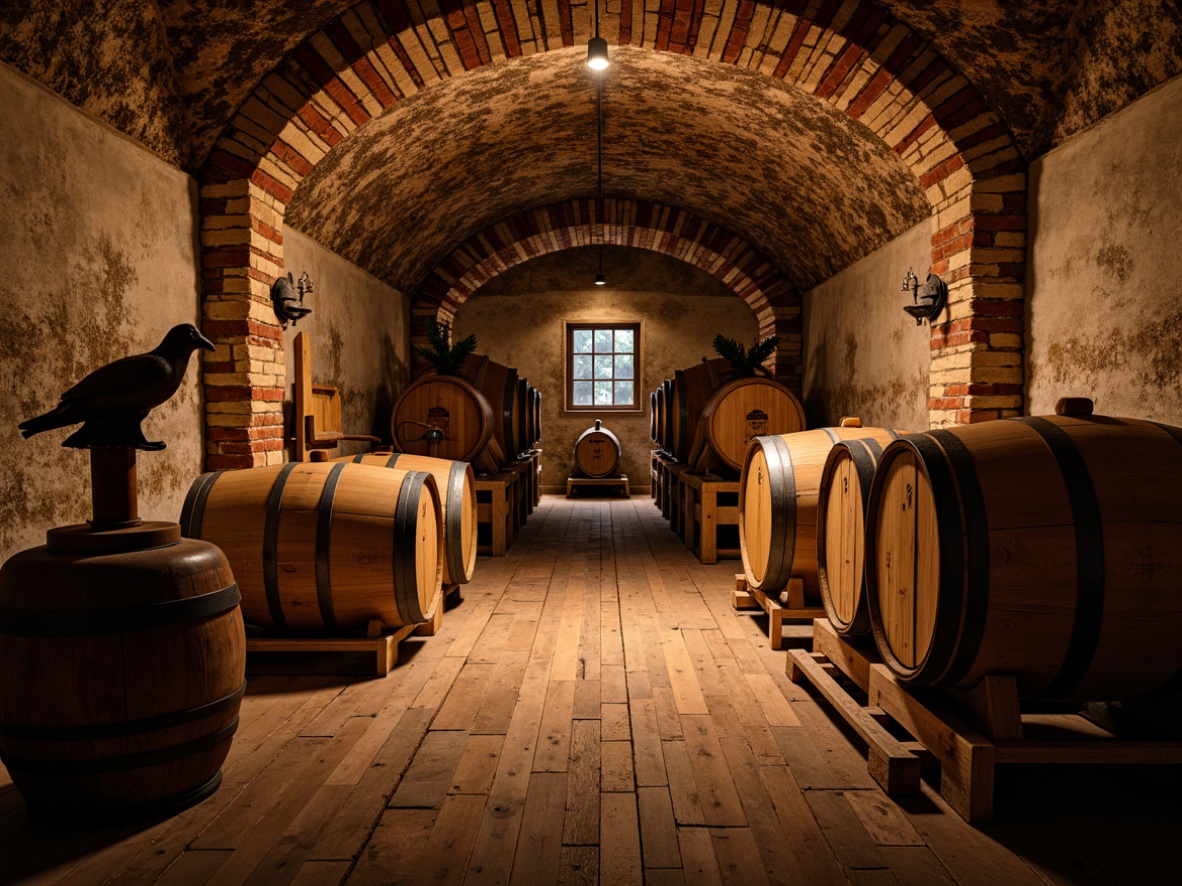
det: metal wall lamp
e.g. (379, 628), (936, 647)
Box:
(901, 268), (947, 325)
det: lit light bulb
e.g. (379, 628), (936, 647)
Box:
(587, 36), (609, 71)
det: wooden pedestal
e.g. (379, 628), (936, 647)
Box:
(732, 574), (825, 650)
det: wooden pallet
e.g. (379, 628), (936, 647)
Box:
(788, 620), (1182, 823)
(245, 588), (456, 677)
(787, 620), (922, 795)
(682, 473), (740, 564)
(566, 475), (629, 498)
(732, 574), (825, 650)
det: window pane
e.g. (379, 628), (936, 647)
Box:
(594, 381), (613, 404)
(574, 330), (593, 353)
(573, 381), (593, 405)
(615, 328), (634, 353)
(594, 355), (614, 379)
(614, 354), (633, 379)
(573, 354), (593, 379)
(594, 329), (613, 353)
(614, 381), (634, 405)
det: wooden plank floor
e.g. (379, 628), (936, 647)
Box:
(2, 496), (1179, 885)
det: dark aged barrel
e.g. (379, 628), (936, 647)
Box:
(649, 390), (659, 444)
(338, 452), (477, 586)
(182, 462), (443, 632)
(0, 540), (245, 823)
(391, 374), (502, 474)
(865, 399), (1182, 700)
(739, 421), (903, 596)
(817, 437), (892, 637)
(574, 419), (622, 478)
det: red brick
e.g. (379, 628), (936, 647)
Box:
(206, 454), (259, 470)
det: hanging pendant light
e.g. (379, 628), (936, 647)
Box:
(587, 0), (609, 70)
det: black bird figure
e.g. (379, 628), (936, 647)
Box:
(18, 323), (216, 450)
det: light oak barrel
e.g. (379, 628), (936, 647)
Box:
(817, 437), (894, 637)
(670, 358), (732, 462)
(574, 420), (622, 478)
(464, 354), (522, 461)
(391, 374), (502, 474)
(865, 402), (1182, 700)
(739, 423), (903, 596)
(0, 540), (245, 823)
(690, 376), (806, 474)
(181, 462), (443, 633)
(338, 452), (477, 586)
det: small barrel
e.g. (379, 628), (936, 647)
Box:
(391, 374), (502, 474)
(181, 462), (443, 632)
(865, 400), (1182, 700)
(816, 437), (892, 637)
(574, 419), (622, 478)
(0, 540), (245, 823)
(339, 452), (477, 586)
(739, 422), (903, 595)
(690, 376), (806, 473)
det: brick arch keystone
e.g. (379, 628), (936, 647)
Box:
(197, 0), (1027, 466)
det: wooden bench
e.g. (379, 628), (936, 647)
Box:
(566, 475), (630, 498)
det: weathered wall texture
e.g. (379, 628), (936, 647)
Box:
(0, 63), (203, 564)
(453, 247), (758, 491)
(1026, 73), (1182, 424)
(802, 219), (932, 432)
(281, 227), (410, 457)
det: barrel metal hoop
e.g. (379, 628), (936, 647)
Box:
(821, 427), (840, 444)
(1, 718), (239, 776)
(1013, 416), (1105, 699)
(761, 435), (795, 590)
(180, 470), (223, 538)
(446, 460), (467, 583)
(0, 682), (247, 741)
(385, 454), (402, 469)
(895, 434), (966, 684)
(262, 462), (298, 631)
(351, 454), (366, 463)
(0, 583), (241, 636)
(315, 462), (347, 631)
(862, 437), (883, 460)
(393, 471), (429, 626)
(927, 430), (992, 687)
(844, 439), (879, 507)
(503, 370), (518, 458)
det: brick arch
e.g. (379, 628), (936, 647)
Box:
(413, 198), (801, 384)
(199, 0), (1026, 466)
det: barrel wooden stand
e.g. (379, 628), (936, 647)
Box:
(475, 472), (517, 556)
(566, 475), (629, 498)
(650, 451), (660, 503)
(788, 621), (1182, 823)
(732, 574), (824, 650)
(682, 474), (741, 563)
(658, 460), (691, 535)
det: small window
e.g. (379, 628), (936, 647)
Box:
(566, 322), (641, 411)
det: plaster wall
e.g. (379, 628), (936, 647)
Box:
(281, 227), (410, 458)
(1026, 73), (1182, 424)
(453, 248), (758, 492)
(0, 62), (202, 564)
(802, 219), (932, 432)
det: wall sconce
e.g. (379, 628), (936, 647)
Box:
(901, 268), (947, 325)
(271, 271), (313, 328)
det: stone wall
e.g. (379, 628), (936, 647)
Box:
(0, 64), (203, 563)
(453, 248), (758, 492)
(802, 219), (932, 432)
(1026, 73), (1182, 425)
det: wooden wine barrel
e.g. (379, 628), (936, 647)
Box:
(649, 390), (658, 444)
(690, 377), (806, 474)
(181, 462), (443, 632)
(533, 386), (542, 446)
(574, 419), (622, 478)
(670, 358), (732, 462)
(865, 400), (1182, 700)
(338, 452), (477, 586)
(391, 374), (503, 475)
(464, 354), (521, 461)
(0, 540), (245, 822)
(816, 437), (892, 637)
(516, 377), (530, 456)
(739, 422), (903, 595)
(659, 379), (674, 454)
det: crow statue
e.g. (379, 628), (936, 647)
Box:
(18, 324), (215, 450)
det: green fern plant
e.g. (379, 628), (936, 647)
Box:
(414, 319), (478, 376)
(712, 333), (780, 377)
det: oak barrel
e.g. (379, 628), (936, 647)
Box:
(816, 437), (892, 637)
(649, 390), (658, 444)
(338, 452), (477, 586)
(181, 462), (443, 632)
(391, 374), (503, 474)
(532, 386), (542, 446)
(865, 401), (1182, 700)
(0, 540), (245, 822)
(739, 422), (903, 595)
(690, 377), (806, 474)
(464, 354), (522, 461)
(669, 358), (732, 462)
(574, 419), (622, 478)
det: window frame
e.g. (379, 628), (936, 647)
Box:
(564, 321), (643, 414)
